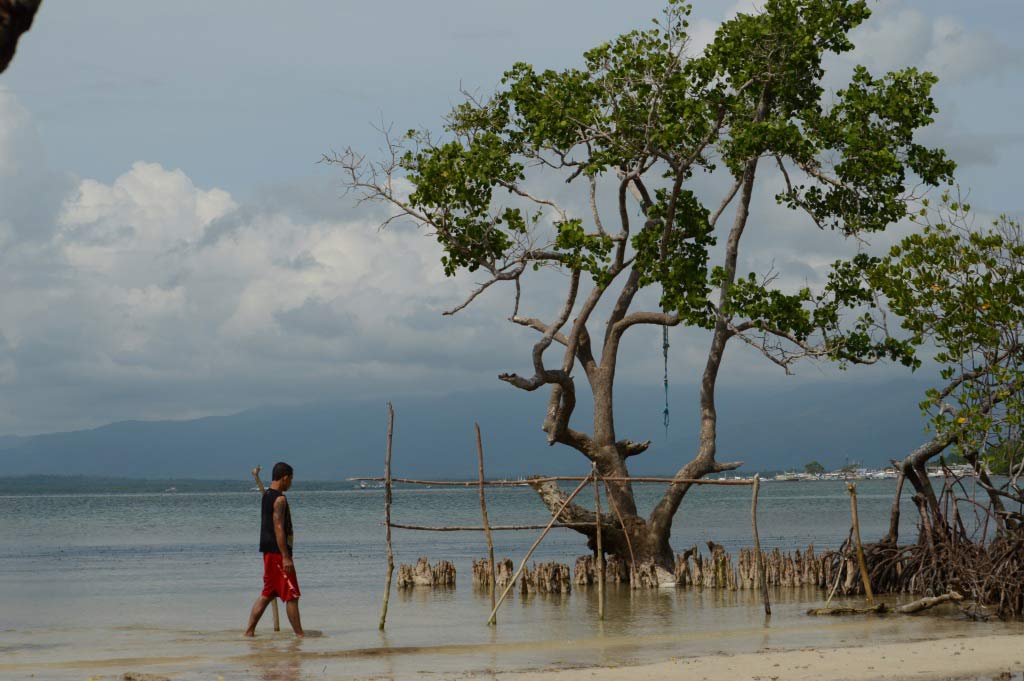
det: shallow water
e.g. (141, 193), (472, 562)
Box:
(2, 480), (1018, 679)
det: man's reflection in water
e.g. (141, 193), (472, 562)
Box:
(249, 637), (303, 681)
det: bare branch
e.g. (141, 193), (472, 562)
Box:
(444, 264), (526, 316)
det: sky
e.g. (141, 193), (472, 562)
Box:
(0, 0), (1022, 437)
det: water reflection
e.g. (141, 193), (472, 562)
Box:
(250, 638), (303, 681)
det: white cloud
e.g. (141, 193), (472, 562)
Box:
(845, 4), (1008, 83)
(0, 91), (529, 434)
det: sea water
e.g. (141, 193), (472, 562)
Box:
(1, 480), (1020, 679)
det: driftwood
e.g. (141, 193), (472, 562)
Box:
(808, 604), (888, 616)
(807, 591), (963, 617)
(896, 591), (963, 613)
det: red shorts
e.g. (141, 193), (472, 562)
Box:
(261, 553), (301, 602)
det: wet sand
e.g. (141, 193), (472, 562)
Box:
(500, 634), (1024, 681)
(4, 616), (1023, 680)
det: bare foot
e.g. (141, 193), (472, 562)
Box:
(243, 630), (255, 638)
(295, 631), (305, 638)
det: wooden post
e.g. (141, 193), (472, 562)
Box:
(378, 403), (396, 630)
(476, 423), (497, 622)
(592, 464), (605, 620)
(487, 476), (592, 625)
(251, 465), (280, 632)
(751, 474), (770, 616)
(847, 483), (874, 605)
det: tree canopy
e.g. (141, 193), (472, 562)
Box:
(330, 0), (956, 569)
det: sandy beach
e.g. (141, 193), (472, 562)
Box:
(501, 634), (1024, 681)
(5, 629), (1023, 680)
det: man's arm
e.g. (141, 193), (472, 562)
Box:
(273, 496), (293, 571)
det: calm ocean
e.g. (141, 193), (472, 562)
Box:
(2, 479), (1020, 679)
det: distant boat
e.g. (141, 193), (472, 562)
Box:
(164, 486), (177, 493)
(774, 473), (800, 482)
(359, 481), (368, 489)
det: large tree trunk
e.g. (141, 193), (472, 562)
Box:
(528, 477), (674, 569)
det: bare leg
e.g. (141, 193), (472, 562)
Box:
(285, 599), (304, 637)
(244, 595), (273, 636)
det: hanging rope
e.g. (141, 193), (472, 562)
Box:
(662, 325), (670, 438)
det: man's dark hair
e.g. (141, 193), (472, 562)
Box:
(272, 462), (294, 481)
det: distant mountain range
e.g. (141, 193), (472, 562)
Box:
(1, 377), (936, 480)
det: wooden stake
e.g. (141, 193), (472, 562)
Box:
(486, 476), (592, 625)
(378, 403), (395, 631)
(251, 465), (280, 632)
(751, 474), (771, 616)
(847, 483), (874, 606)
(592, 464), (604, 621)
(476, 423), (497, 622)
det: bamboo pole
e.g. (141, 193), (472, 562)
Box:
(751, 474), (771, 616)
(378, 403), (395, 631)
(251, 465), (280, 632)
(387, 522), (593, 531)
(486, 477), (592, 625)
(592, 464), (604, 621)
(596, 471), (635, 567)
(476, 423), (497, 622)
(847, 483), (874, 606)
(349, 476), (754, 486)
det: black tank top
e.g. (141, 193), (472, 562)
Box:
(259, 488), (294, 554)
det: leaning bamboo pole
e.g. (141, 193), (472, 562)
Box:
(251, 466), (280, 632)
(751, 474), (771, 616)
(476, 423), (497, 622)
(486, 477), (592, 625)
(847, 483), (874, 605)
(378, 403), (396, 630)
(592, 464), (604, 620)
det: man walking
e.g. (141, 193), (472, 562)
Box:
(245, 461), (304, 637)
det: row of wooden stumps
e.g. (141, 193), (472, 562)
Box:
(458, 543), (850, 591)
(372, 405), (771, 630)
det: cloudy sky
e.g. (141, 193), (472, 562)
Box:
(1, 0), (1022, 436)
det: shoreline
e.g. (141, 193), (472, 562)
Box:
(495, 634), (1024, 681)
(5, 628), (1022, 680)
